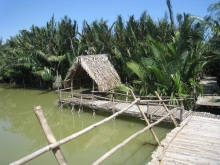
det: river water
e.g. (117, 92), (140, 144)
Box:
(0, 83), (174, 165)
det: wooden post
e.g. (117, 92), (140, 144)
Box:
(147, 102), (150, 118)
(130, 90), (161, 146)
(180, 100), (184, 123)
(112, 97), (115, 114)
(71, 76), (73, 97)
(92, 80), (94, 102)
(126, 91), (128, 102)
(110, 90), (114, 101)
(33, 106), (67, 165)
(193, 84), (197, 103)
(56, 70), (62, 107)
(154, 91), (179, 127)
(150, 112), (153, 123)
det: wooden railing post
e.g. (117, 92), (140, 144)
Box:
(180, 100), (184, 123)
(33, 106), (67, 165)
(130, 90), (161, 146)
(147, 102), (150, 118)
(110, 90), (114, 101)
(126, 91), (128, 102)
(155, 91), (179, 127)
(71, 76), (73, 97)
(56, 70), (62, 108)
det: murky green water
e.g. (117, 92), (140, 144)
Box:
(0, 83), (174, 165)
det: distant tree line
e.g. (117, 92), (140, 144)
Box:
(0, 0), (219, 98)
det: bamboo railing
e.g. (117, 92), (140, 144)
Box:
(9, 99), (182, 165)
(93, 107), (179, 165)
(10, 73), (189, 164)
(9, 99), (139, 165)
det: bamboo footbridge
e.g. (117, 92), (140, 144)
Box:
(9, 89), (220, 165)
(9, 75), (220, 164)
(148, 76), (220, 165)
(148, 115), (220, 165)
(59, 90), (220, 122)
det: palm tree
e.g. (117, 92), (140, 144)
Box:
(126, 11), (207, 97)
(2, 16), (80, 87)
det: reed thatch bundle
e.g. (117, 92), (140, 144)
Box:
(64, 54), (121, 91)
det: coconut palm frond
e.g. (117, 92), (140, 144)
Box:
(127, 60), (146, 81)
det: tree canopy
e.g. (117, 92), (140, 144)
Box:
(0, 1), (219, 99)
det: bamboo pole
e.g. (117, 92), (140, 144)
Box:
(33, 106), (67, 165)
(110, 90), (114, 101)
(192, 84), (197, 102)
(56, 71), (61, 107)
(180, 100), (184, 123)
(140, 99), (184, 103)
(157, 114), (193, 162)
(126, 91), (128, 102)
(154, 91), (179, 127)
(71, 76), (73, 97)
(112, 97), (115, 114)
(92, 108), (178, 165)
(147, 102), (150, 118)
(130, 90), (161, 146)
(9, 99), (139, 165)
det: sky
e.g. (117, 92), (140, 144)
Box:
(0, 0), (218, 42)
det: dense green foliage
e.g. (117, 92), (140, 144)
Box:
(0, 1), (219, 98)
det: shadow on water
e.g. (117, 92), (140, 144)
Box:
(194, 105), (220, 115)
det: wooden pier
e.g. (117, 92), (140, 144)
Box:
(148, 115), (220, 165)
(60, 93), (220, 123)
(60, 93), (188, 123)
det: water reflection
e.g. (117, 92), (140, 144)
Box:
(0, 83), (174, 165)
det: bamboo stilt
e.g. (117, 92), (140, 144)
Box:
(154, 91), (179, 127)
(71, 76), (73, 97)
(33, 106), (67, 165)
(126, 91), (128, 102)
(130, 90), (161, 146)
(150, 113), (153, 123)
(110, 90), (114, 101)
(180, 100), (184, 123)
(57, 71), (61, 106)
(147, 102), (150, 118)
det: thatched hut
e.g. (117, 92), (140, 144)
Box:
(64, 54), (121, 92)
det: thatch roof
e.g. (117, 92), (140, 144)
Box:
(64, 54), (121, 91)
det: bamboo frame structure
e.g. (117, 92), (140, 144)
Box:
(155, 91), (179, 127)
(33, 106), (67, 165)
(92, 108), (178, 165)
(130, 90), (161, 146)
(9, 99), (139, 165)
(10, 87), (191, 165)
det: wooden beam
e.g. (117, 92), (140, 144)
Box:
(130, 90), (161, 146)
(92, 108), (177, 165)
(34, 106), (67, 165)
(155, 91), (179, 127)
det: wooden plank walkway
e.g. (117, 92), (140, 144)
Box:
(196, 76), (220, 107)
(61, 96), (220, 122)
(148, 115), (220, 165)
